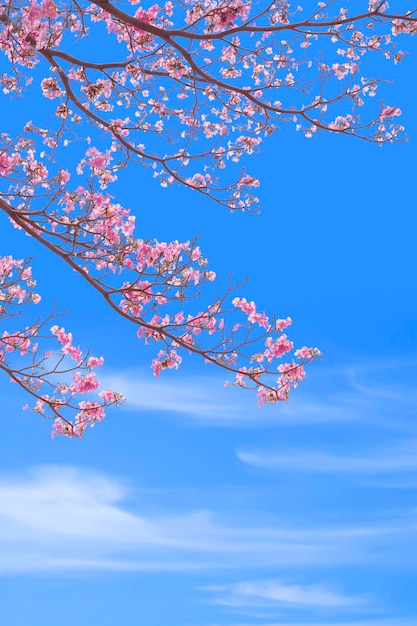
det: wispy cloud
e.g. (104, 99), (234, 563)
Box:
(201, 577), (367, 609)
(100, 360), (417, 430)
(237, 440), (417, 475)
(0, 466), (415, 574)
(99, 371), (252, 421)
(208, 619), (417, 626)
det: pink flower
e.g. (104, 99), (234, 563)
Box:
(87, 356), (105, 368)
(276, 317), (292, 331)
(380, 106), (402, 119)
(41, 78), (62, 99)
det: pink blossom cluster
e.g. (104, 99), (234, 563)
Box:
(151, 348), (182, 377)
(0, 140), (320, 416)
(0, 0), (64, 68)
(28, 326), (125, 437)
(380, 106), (402, 119)
(0, 255), (124, 437)
(232, 297), (269, 329)
(51, 393), (120, 438)
(50, 325), (82, 362)
(255, 350), (319, 407)
(0, 149), (21, 177)
(41, 77), (63, 99)
(1, 329), (34, 358)
(0, 0), (411, 214)
(185, 0), (250, 32)
(0, 123), (319, 415)
(0, 256), (41, 314)
(76, 148), (118, 189)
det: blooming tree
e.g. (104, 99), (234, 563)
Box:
(0, 0), (414, 436)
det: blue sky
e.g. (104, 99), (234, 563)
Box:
(1, 6), (417, 626)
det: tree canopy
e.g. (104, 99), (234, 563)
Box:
(0, 0), (414, 435)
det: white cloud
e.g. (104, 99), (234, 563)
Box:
(0, 465), (415, 574)
(101, 369), (356, 424)
(0, 465), (231, 552)
(237, 440), (417, 475)
(202, 578), (367, 609)
(99, 371), (252, 421)
(209, 620), (417, 626)
(99, 361), (417, 430)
